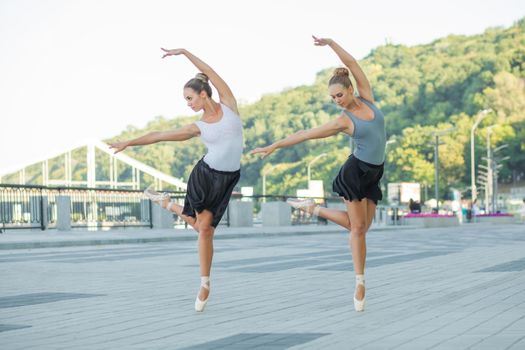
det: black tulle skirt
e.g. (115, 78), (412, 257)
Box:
(182, 158), (240, 228)
(332, 155), (384, 205)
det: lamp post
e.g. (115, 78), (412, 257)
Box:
(470, 109), (491, 203)
(307, 153), (328, 183)
(492, 144), (509, 213)
(484, 125), (497, 213)
(431, 128), (455, 212)
(383, 137), (397, 203)
(262, 164), (278, 201)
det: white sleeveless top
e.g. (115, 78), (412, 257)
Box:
(194, 103), (243, 171)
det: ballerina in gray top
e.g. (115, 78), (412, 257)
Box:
(252, 36), (386, 312)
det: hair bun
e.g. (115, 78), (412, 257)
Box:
(195, 73), (209, 83)
(333, 67), (349, 77)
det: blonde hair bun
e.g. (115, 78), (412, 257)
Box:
(195, 73), (209, 83)
(333, 67), (349, 77)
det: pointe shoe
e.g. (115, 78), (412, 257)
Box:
(354, 275), (366, 312)
(144, 185), (170, 203)
(195, 278), (210, 312)
(286, 198), (320, 216)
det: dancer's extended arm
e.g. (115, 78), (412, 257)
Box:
(109, 123), (200, 154)
(251, 116), (349, 158)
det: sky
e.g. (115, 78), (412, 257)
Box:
(0, 0), (523, 174)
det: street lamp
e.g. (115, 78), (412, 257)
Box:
(307, 153), (328, 183)
(431, 127), (455, 212)
(484, 125), (497, 213)
(471, 108), (491, 203)
(492, 144), (509, 213)
(262, 164), (278, 200)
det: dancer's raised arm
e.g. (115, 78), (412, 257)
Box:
(161, 48), (238, 114)
(313, 36), (373, 103)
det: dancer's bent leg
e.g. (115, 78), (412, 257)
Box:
(145, 186), (199, 231)
(302, 199), (376, 232)
(288, 199), (352, 230)
(162, 199), (199, 231)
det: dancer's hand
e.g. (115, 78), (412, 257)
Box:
(161, 48), (186, 58)
(109, 141), (130, 154)
(312, 35), (333, 46)
(250, 145), (276, 158)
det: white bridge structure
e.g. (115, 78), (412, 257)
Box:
(0, 140), (187, 191)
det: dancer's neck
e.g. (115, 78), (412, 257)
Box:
(202, 99), (220, 118)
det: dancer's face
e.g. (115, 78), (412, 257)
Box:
(328, 83), (353, 108)
(183, 88), (207, 112)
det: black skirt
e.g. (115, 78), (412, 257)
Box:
(182, 158), (240, 228)
(332, 155), (384, 205)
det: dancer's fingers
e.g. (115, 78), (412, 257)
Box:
(109, 143), (125, 154)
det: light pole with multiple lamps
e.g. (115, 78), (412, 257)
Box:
(483, 125), (497, 213)
(431, 128), (455, 212)
(492, 144), (509, 213)
(470, 108), (491, 203)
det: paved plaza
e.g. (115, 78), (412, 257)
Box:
(1, 223), (525, 349)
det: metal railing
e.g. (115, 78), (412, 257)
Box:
(0, 184), (154, 231)
(229, 193), (402, 227)
(0, 184), (403, 232)
(0, 184), (46, 231)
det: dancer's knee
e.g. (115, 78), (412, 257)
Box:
(199, 225), (214, 239)
(351, 221), (367, 236)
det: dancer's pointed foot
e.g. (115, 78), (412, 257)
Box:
(286, 198), (320, 216)
(354, 275), (366, 312)
(195, 277), (210, 312)
(144, 185), (170, 206)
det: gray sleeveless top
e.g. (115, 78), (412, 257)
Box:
(194, 103), (243, 171)
(343, 97), (386, 165)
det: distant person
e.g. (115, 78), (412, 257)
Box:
(110, 48), (243, 312)
(471, 199), (480, 216)
(251, 36), (386, 312)
(409, 198), (421, 213)
(412, 200), (421, 214)
(516, 198), (525, 222)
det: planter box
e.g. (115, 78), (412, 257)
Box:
(474, 215), (515, 224)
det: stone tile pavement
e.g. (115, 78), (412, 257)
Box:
(1, 223), (524, 349)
